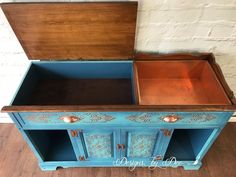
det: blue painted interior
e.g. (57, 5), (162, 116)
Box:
(33, 61), (133, 79)
(164, 129), (214, 161)
(25, 130), (77, 161)
(12, 61), (135, 105)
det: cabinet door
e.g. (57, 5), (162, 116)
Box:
(71, 129), (120, 162)
(121, 128), (170, 162)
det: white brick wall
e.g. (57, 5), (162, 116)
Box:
(0, 0), (236, 122)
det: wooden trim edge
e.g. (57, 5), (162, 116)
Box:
(2, 105), (236, 113)
(206, 54), (236, 105)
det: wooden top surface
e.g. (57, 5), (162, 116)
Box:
(1, 2), (137, 60)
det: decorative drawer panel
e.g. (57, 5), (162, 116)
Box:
(17, 112), (232, 128)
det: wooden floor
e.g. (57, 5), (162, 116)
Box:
(0, 124), (236, 177)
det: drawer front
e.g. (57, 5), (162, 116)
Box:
(16, 112), (233, 128)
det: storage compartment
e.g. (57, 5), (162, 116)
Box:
(164, 129), (214, 161)
(135, 60), (230, 105)
(25, 130), (76, 161)
(12, 62), (135, 105)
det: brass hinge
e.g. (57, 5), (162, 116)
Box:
(154, 155), (162, 161)
(70, 129), (83, 137)
(161, 129), (172, 136)
(79, 156), (85, 161)
(70, 130), (78, 137)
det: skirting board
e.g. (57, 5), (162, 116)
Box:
(0, 113), (235, 123)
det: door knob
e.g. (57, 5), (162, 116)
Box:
(121, 144), (125, 150)
(116, 144), (121, 150)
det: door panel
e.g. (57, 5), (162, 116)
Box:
(73, 129), (120, 162)
(128, 133), (157, 158)
(84, 132), (113, 158)
(121, 129), (162, 162)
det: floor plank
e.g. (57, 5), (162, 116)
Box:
(0, 123), (235, 177)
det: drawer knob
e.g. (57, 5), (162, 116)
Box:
(60, 116), (79, 123)
(161, 115), (180, 123)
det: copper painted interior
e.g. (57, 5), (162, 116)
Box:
(135, 60), (231, 105)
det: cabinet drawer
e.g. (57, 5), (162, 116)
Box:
(16, 112), (232, 128)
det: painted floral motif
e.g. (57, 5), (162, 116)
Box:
(85, 133), (112, 158)
(126, 112), (218, 124)
(127, 113), (153, 123)
(24, 112), (220, 124)
(84, 113), (115, 123)
(190, 113), (216, 122)
(26, 114), (50, 123)
(127, 113), (182, 123)
(25, 113), (115, 123)
(129, 134), (156, 158)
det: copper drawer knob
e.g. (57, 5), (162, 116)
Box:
(162, 115), (180, 123)
(60, 116), (79, 123)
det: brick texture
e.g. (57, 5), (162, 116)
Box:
(0, 0), (236, 121)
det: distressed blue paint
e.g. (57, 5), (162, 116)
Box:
(19, 111), (232, 128)
(154, 129), (173, 159)
(10, 111), (232, 171)
(9, 113), (44, 163)
(38, 160), (203, 171)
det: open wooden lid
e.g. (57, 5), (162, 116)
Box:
(1, 2), (137, 60)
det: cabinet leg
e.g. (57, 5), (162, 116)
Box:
(39, 164), (58, 171)
(183, 162), (202, 170)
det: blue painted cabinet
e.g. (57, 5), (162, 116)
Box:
(14, 120), (230, 171)
(68, 128), (172, 165)
(1, 2), (236, 172)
